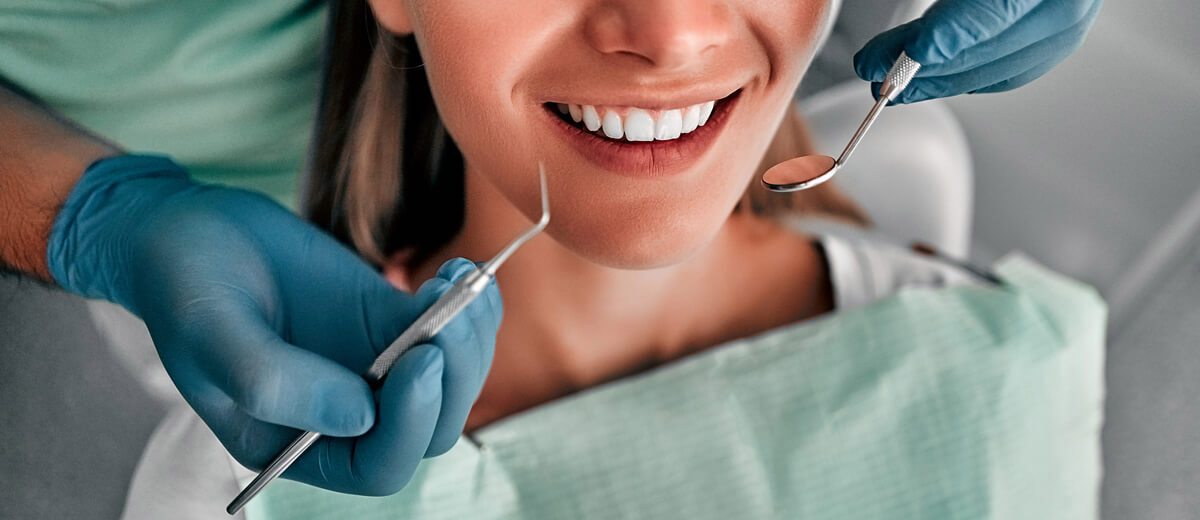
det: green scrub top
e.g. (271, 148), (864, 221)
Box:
(0, 0), (327, 208)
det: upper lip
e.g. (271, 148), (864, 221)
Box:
(542, 82), (744, 110)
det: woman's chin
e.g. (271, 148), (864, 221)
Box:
(548, 217), (722, 271)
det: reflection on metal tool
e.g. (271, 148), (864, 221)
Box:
(225, 163), (552, 515)
(761, 52), (921, 192)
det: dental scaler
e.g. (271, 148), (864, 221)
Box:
(226, 164), (551, 515)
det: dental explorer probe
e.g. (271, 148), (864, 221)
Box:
(761, 52), (921, 192)
(226, 164), (551, 515)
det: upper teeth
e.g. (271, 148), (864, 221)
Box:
(555, 100), (717, 142)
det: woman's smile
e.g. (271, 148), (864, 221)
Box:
(539, 88), (742, 177)
(380, 0), (834, 267)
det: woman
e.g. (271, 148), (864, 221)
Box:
(121, 0), (1104, 518)
(303, 0), (878, 432)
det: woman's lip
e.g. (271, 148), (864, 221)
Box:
(540, 90), (741, 178)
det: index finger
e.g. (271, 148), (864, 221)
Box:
(910, 0), (1045, 66)
(911, 0), (1099, 76)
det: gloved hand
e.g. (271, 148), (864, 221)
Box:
(854, 0), (1103, 104)
(48, 154), (501, 496)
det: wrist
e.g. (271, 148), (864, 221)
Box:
(0, 104), (119, 279)
(47, 153), (194, 310)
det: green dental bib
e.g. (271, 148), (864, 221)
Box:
(245, 254), (1105, 520)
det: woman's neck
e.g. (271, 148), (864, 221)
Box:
(398, 164), (832, 430)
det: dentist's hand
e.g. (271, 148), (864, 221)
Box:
(854, 0), (1103, 104)
(48, 154), (501, 495)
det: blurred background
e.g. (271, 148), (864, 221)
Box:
(2, 0), (1198, 518)
(950, 3), (1200, 517)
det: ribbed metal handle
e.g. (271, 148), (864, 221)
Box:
(365, 270), (490, 382)
(880, 52), (921, 102)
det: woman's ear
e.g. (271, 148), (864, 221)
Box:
(366, 0), (413, 35)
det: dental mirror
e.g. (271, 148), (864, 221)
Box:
(761, 52), (921, 193)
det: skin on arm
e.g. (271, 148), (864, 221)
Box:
(0, 82), (120, 280)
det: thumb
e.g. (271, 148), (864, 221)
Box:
(191, 301), (377, 437)
(283, 344), (445, 495)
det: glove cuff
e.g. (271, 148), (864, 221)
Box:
(47, 153), (193, 309)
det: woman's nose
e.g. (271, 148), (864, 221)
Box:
(585, 0), (733, 72)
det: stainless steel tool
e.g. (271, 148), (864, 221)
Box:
(761, 52), (921, 192)
(226, 163), (551, 515)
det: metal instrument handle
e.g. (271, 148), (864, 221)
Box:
(835, 52), (921, 168)
(366, 269), (491, 382)
(225, 430), (322, 515)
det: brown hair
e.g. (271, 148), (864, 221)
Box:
(305, 1), (869, 269)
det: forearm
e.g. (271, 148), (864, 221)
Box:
(0, 81), (120, 280)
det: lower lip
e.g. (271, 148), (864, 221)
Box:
(541, 90), (741, 178)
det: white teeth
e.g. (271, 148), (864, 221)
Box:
(624, 108), (655, 142)
(654, 109), (683, 140)
(582, 105), (602, 131)
(698, 101), (715, 126)
(602, 111), (624, 139)
(681, 105), (700, 133)
(559, 98), (721, 142)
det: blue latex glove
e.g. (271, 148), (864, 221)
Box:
(48, 154), (502, 496)
(854, 0), (1103, 104)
